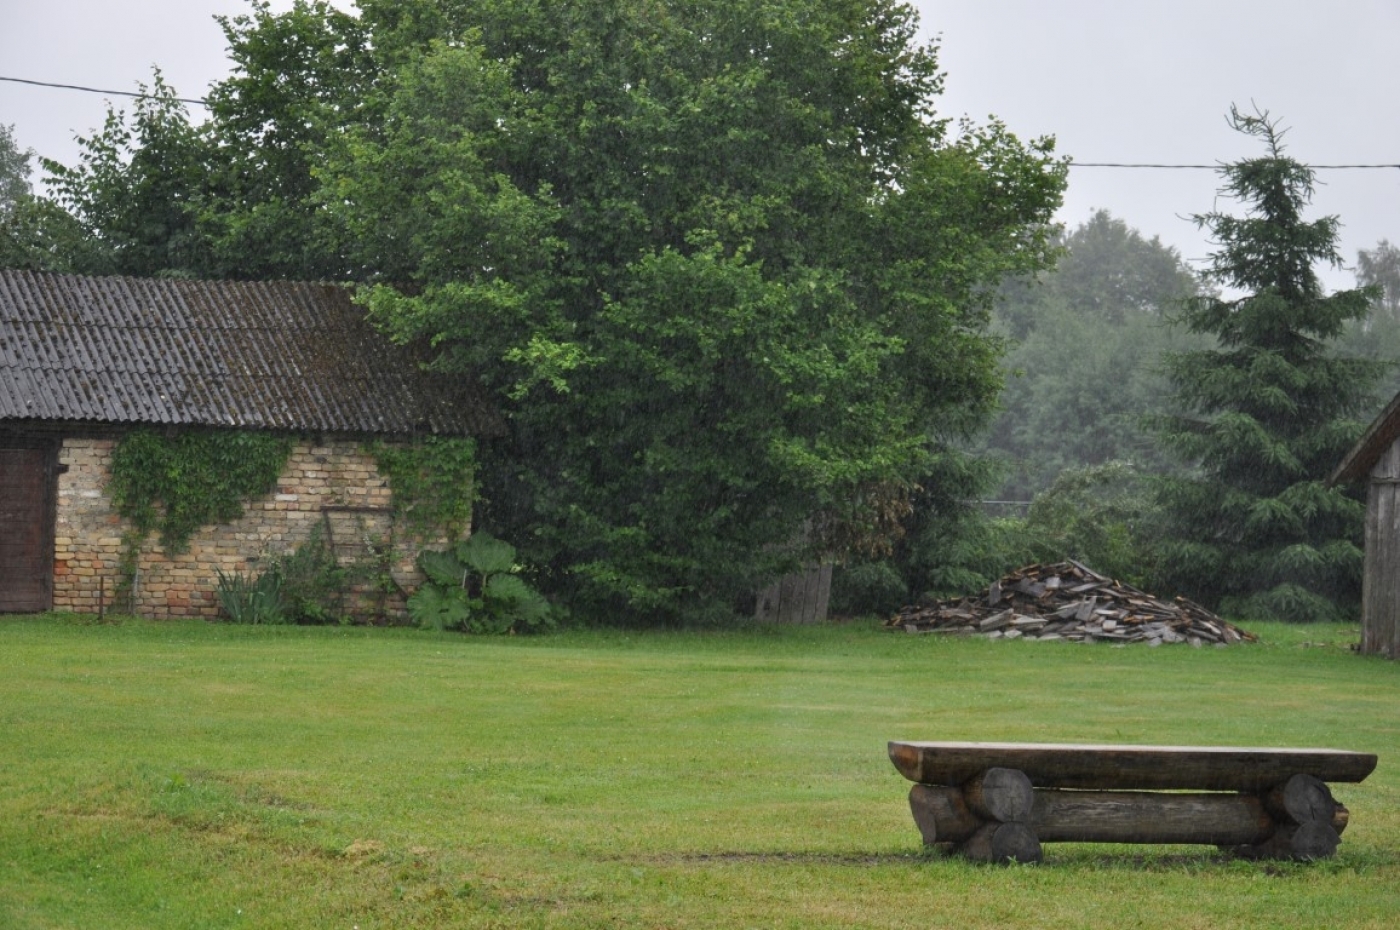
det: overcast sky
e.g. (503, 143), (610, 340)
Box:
(2, 1), (1397, 291)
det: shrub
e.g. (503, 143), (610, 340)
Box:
(269, 523), (351, 624)
(408, 533), (554, 634)
(216, 525), (359, 625)
(1024, 461), (1158, 587)
(215, 568), (286, 624)
(828, 561), (908, 619)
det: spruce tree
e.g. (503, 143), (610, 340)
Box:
(1153, 107), (1384, 622)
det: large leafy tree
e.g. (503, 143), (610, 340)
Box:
(0, 124), (109, 273)
(1356, 240), (1400, 323)
(29, 0), (1067, 622)
(1338, 239), (1400, 408)
(0, 123), (31, 213)
(1152, 107), (1384, 623)
(986, 210), (1208, 498)
(41, 76), (211, 278)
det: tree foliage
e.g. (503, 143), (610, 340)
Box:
(1337, 239), (1400, 408)
(23, 0), (1067, 623)
(1151, 107), (1384, 622)
(0, 123), (109, 273)
(0, 123), (31, 214)
(1356, 240), (1400, 323)
(40, 75), (212, 278)
(985, 211), (1209, 498)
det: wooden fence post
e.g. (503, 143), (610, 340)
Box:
(754, 562), (833, 624)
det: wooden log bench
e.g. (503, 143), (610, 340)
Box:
(888, 741), (1378, 863)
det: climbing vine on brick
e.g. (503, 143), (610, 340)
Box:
(369, 436), (477, 541)
(109, 428), (293, 555)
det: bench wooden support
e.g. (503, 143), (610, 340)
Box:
(890, 742), (1377, 863)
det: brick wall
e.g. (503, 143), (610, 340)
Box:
(52, 436), (435, 620)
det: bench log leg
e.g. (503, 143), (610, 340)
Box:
(909, 768), (1043, 863)
(1033, 790), (1276, 846)
(1233, 821), (1340, 861)
(907, 774), (1352, 862)
(1233, 774), (1344, 861)
(959, 822), (1042, 864)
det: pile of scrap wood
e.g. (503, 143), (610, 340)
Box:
(888, 561), (1256, 646)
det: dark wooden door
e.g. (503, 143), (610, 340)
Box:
(0, 445), (54, 612)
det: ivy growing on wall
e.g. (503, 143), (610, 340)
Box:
(369, 436), (477, 541)
(109, 428), (293, 556)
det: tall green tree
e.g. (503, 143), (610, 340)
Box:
(0, 124), (110, 273)
(315, 0), (1065, 621)
(32, 0), (1067, 623)
(986, 210), (1208, 499)
(42, 75), (211, 277)
(1151, 107), (1384, 622)
(0, 123), (31, 213)
(1338, 239), (1400, 409)
(1356, 240), (1400, 322)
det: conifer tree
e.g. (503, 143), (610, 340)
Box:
(1152, 107), (1384, 622)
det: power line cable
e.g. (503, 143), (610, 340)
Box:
(1072, 162), (1400, 170)
(0, 75), (208, 107)
(4, 75), (1400, 171)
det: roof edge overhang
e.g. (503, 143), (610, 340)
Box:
(1329, 390), (1400, 486)
(0, 417), (477, 442)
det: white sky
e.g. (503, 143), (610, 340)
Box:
(2, 0), (1397, 291)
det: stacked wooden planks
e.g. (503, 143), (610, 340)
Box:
(888, 561), (1256, 646)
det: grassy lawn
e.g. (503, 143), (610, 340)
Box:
(0, 615), (1395, 929)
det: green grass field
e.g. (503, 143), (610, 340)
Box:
(1, 615), (1395, 929)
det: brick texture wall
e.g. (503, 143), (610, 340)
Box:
(52, 436), (434, 620)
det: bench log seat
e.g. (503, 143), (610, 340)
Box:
(889, 741), (1377, 863)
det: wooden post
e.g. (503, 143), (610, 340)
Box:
(1362, 442), (1400, 658)
(963, 767), (1034, 823)
(911, 785), (1279, 848)
(754, 562), (832, 625)
(1263, 774), (1338, 826)
(1032, 790), (1276, 846)
(908, 784), (980, 846)
(958, 822), (1041, 864)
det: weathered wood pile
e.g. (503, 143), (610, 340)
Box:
(889, 560), (1256, 646)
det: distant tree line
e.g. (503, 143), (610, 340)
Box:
(834, 109), (1391, 623)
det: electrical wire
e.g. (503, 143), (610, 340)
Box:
(0, 75), (208, 107)
(1072, 162), (1400, 170)
(4, 75), (1400, 171)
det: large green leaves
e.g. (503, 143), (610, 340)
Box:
(408, 532), (554, 634)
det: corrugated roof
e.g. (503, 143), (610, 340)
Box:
(0, 270), (497, 436)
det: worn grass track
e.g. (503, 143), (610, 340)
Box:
(0, 615), (1395, 928)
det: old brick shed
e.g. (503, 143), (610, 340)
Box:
(0, 270), (493, 618)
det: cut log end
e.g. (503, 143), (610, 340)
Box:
(1265, 773), (1337, 825)
(909, 784), (980, 846)
(1234, 821), (1341, 861)
(964, 767), (1034, 823)
(958, 822), (1042, 864)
